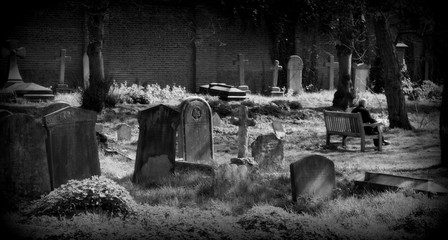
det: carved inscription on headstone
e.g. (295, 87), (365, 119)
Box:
(43, 107), (100, 189)
(0, 114), (51, 197)
(133, 104), (179, 184)
(290, 155), (335, 201)
(179, 97), (213, 163)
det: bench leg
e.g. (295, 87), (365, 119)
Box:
(326, 134), (331, 146)
(361, 136), (366, 152)
(378, 134), (382, 152)
(342, 136), (347, 147)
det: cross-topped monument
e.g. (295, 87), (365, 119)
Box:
(324, 54), (338, 90)
(233, 53), (250, 94)
(2, 40), (26, 88)
(54, 49), (72, 93)
(231, 105), (256, 159)
(270, 60), (284, 97)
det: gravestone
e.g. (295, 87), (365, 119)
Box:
(231, 105), (256, 159)
(133, 104), (180, 184)
(215, 163), (248, 185)
(41, 102), (70, 116)
(272, 121), (285, 140)
(43, 107), (100, 189)
(324, 54), (339, 90)
(2, 40), (25, 88)
(95, 123), (104, 133)
(233, 54), (251, 93)
(54, 49), (72, 93)
(0, 114), (51, 197)
(351, 63), (370, 92)
(117, 123), (132, 141)
(179, 97), (213, 163)
(251, 133), (284, 170)
(270, 60), (284, 97)
(212, 112), (222, 128)
(287, 55), (304, 95)
(290, 155), (335, 201)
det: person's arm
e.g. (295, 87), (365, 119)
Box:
(362, 108), (377, 123)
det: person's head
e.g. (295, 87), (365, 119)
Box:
(358, 98), (367, 107)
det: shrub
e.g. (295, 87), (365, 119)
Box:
(26, 176), (137, 217)
(81, 75), (113, 112)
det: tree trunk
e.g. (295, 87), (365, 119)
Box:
(87, 13), (106, 82)
(373, 13), (413, 130)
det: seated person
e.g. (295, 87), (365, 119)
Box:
(351, 98), (390, 147)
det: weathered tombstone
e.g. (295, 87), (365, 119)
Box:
(133, 104), (180, 184)
(0, 114), (51, 197)
(2, 40), (25, 88)
(43, 107), (100, 189)
(251, 133), (284, 170)
(231, 105), (256, 159)
(178, 97), (213, 163)
(324, 54), (339, 90)
(54, 49), (72, 93)
(95, 123), (104, 133)
(233, 54), (251, 94)
(287, 55), (304, 95)
(396, 42), (408, 68)
(290, 155), (335, 201)
(117, 123), (132, 141)
(212, 112), (222, 128)
(270, 60), (284, 97)
(215, 163), (248, 185)
(351, 63), (370, 92)
(272, 121), (285, 140)
(41, 102), (70, 116)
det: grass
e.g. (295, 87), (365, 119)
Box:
(1, 88), (446, 240)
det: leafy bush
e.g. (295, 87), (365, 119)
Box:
(81, 75), (113, 112)
(26, 176), (137, 217)
(108, 81), (188, 104)
(403, 79), (443, 101)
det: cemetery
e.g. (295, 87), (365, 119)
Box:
(1, 0), (447, 239)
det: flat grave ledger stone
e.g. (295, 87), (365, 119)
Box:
(290, 154), (335, 201)
(251, 133), (284, 170)
(0, 114), (51, 197)
(287, 55), (304, 95)
(117, 123), (132, 141)
(43, 107), (100, 189)
(179, 97), (214, 163)
(133, 104), (180, 184)
(41, 102), (70, 116)
(198, 83), (246, 101)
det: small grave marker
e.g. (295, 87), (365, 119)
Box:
(212, 112), (222, 128)
(272, 121), (285, 140)
(231, 105), (256, 159)
(0, 114), (51, 197)
(270, 60), (284, 96)
(251, 133), (284, 170)
(133, 104), (179, 184)
(287, 55), (304, 95)
(117, 123), (132, 141)
(290, 155), (335, 201)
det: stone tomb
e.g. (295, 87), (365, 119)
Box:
(43, 107), (100, 189)
(251, 133), (284, 170)
(0, 114), (51, 197)
(133, 104), (180, 184)
(290, 155), (335, 201)
(178, 97), (214, 163)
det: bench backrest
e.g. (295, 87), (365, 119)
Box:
(323, 110), (365, 136)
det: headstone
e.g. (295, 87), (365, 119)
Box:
(43, 107), (100, 189)
(198, 83), (246, 101)
(41, 102), (70, 116)
(54, 49), (73, 93)
(396, 42), (408, 68)
(2, 40), (25, 88)
(215, 163), (248, 186)
(324, 54), (339, 90)
(270, 60), (284, 97)
(133, 104), (179, 184)
(351, 63), (370, 92)
(179, 97), (213, 163)
(0, 114), (51, 197)
(231, 105), (256, 159)
(290, 155), (335, 201)
(271, 121), (285, 140)
(233, 54), (251, 94)
(117, 123), (132, 141)
(95, 123), (104, 133)
(251, 133), (284, 170)
(212, 112), (222, 128)
(287, 55), (304, 95)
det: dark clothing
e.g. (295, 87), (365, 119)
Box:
(351, 105), (384, 147)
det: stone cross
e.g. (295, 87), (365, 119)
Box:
(3, 40), (26, 87)
(231, 105), (256, 158)
(55, 49), (71, 86)
(271, 60), (283, 87)
(324, 54), (338, 90)
(233, 53), (250, 93)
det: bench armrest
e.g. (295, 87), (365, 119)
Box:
(363, 122), (383, 127)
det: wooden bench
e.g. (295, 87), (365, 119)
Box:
(323, 110), (383, 152)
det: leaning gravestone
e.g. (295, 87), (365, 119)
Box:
(117, 123), (132, 141)
(290, 155), (335, 201)
(0, 114), (51, 197)
(287, 55), (304, 95)
(179, 97), (213, 163)
(43, 107), (100, 189)
(133, 104), (180, 184)
(251, 133), (284, 170)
